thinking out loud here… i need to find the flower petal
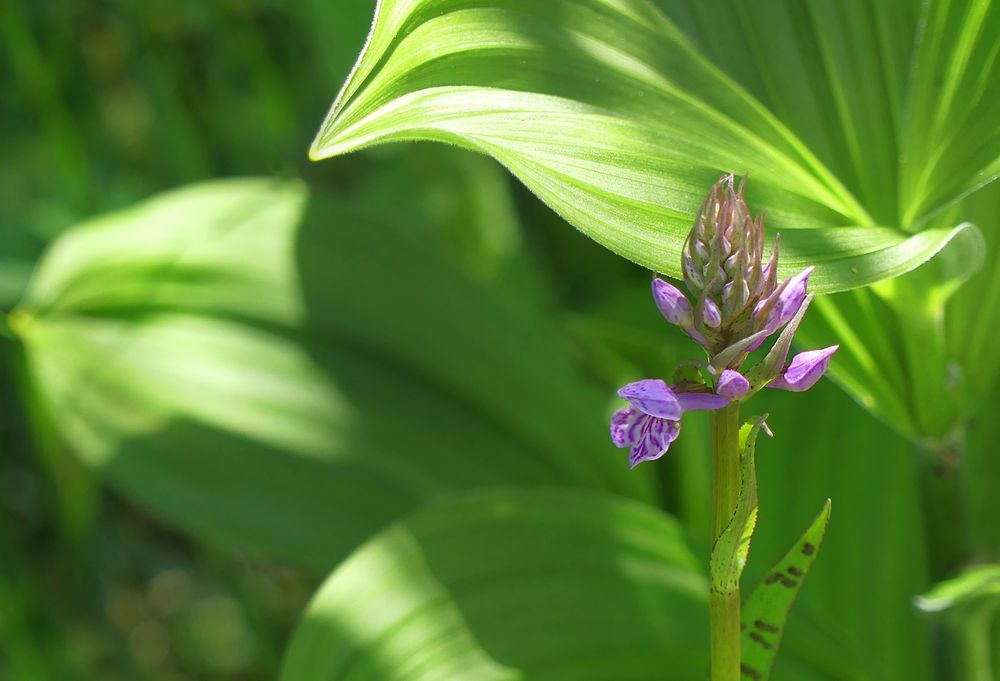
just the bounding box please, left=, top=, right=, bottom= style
left=617, top=379, right=681, bottom=419
left=701, top=297, right=722, bottom=328
left=675, top=391, right=730, bottom=412
left=717, top=369, right=750, bottom=400
left=768, top=345, right=839, bottom=392
left=651, top=277, right=692, bottom=325
left=610, top=406, right=645, bottom=448
left=629, top=416, right=680, bottom=468
left=771, top=266, right=814, bottom=328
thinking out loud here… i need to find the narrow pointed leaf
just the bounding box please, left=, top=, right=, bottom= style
left=281, top=489, right=708, bottom=681
left=710, top=415, right=765, bottom=593
left=311, top=0, right=979, bottom=292
left=740, top=499, right=831, bottom=681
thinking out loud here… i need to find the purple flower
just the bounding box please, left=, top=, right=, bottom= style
left=767, top=266, right=814, bottom=330
left=611, top=379, right=729, bottom=467
left=652, top=277, right=707, bottom=345
left=702, top=297, right=722, bottom=329
left=652, top=278, right=692, bottom=325
left=768, top=346, right=839, bottom=392
left=717, top=369, right=750, bottom=400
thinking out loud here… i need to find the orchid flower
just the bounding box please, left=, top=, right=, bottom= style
left=611, top=379, right=728, bottom=468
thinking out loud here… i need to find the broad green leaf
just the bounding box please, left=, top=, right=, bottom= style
left=310, top=0, right=981, bottom=293
left=710, top=416, right=764, bottom=594
left=281, top=488, right=708, bottom=681
left=13, top=178, right=651, bottom=568
left=665, top=0, right=1000, bottom=231
left=664, top=0, right=917, bottom=228
left=662, top=0, right=999, bottom=441
left=795, top=199, right=990, bottom=441
left=900, top=0, right=1000, bottom=226
left=740, top=500, right=830, bottom=681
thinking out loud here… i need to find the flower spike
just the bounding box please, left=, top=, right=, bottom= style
left=612, top=175, right=835, bottom=468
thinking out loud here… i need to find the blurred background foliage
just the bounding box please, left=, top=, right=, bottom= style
left=1, top=1, right=998, bottom=680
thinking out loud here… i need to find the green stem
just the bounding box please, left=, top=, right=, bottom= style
left=710, top=403, right=741, bottom=681
left=955, top=604, right=996, bottom=681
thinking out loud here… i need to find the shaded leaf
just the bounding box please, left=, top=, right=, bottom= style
left=13, top=178, right=651, bottom=568
left=281, top=488, right=708, bottom=681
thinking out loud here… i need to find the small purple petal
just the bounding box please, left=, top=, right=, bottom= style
left=771, top=266, right=814, bottom=328
left=618, top=379, right=682, bottom=419
left=675, top=391, right=730, bottom=412
left=683, top=325, right=710, bottom=347
left=629, top=416, right=681, bottom=468
left=652, top=278, right=693, bottom=325
left=768, top=345, right=839, bottom=392
left=702, top=297, right=722, bottom=328
left=610, top=407, right=645, bottom=448
left=717, top=369, right=750, bottom=400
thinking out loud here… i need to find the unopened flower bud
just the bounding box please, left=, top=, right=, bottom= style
left=651, top=278, right=693, bottom=325
left=702, top=297, right=722, bottom=329
left=717, top=369, right=750, bottom=400
left=768, top=346, right=839, bottom=392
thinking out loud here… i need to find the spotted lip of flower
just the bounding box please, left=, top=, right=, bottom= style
left=611, top=379, right=729, bottom=467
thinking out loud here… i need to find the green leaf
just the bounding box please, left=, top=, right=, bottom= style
left=310, top=0, right=980, bottom=293
left=661, top=0, right=998, bottom=441
left=947, top=182, right=1000, bottom=422
left=281, top=488, right=708, bottom=681
left=900, top=0, right=1000, bottom=227
left=740, top=500, right=831, bottom=681
left=657, top=379, right=934, bottom=680
left=663, top=0, right=916, bottom=228
left=710, top=415, right=765, bottom=594
left=917, top=564, right=1000, bottom=614
left=13, top=178, right=651, bottom=568
left=665, top=0, right=1000, bottom=231
left=795, top=209, right=989, bottom=440
left=917, top=565, right=1000, bottom=681
left=753, top=385, right=933, bottom=681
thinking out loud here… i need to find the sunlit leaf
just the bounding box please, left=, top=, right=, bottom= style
left=310, top=0, right=982, bottom=293
left=900, top=0, right=1000, bottom=226
left=662, top=0, right=999, bottom=441
left=13, top=178, right=651, bottom=568
left=281, top=488, right=709, bottom=681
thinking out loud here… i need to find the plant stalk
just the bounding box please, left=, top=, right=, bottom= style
left=710, top=402, right=741, bottom=681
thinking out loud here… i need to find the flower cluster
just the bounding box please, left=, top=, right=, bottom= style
left=611, top=175, right=838, bottom=467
